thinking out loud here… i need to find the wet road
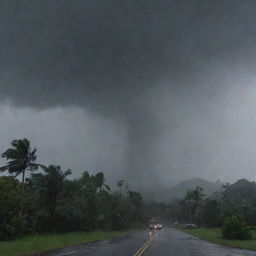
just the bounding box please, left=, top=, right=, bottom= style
left=40, top=228, right=256, bottom=256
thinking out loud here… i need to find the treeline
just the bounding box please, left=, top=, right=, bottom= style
left=0, top=139, right=145, bottom=240
left=3, top=138, right=255, bottom=241
left=156, top=184, right=254, bottom=228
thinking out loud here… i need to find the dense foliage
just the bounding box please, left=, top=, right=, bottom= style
left=222, top=215, right=252, bottom=240
left=0, top=139, right=145, bottom=240
left=0, top=176, right=22, bottom=239
left=2, top=138, right=256, bottom=241
left=151, top=181, right=256, bottom=241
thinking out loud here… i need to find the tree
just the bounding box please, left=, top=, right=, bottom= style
left=181, top=186, right=205, bottom=223
left=94, top=172, right=110, bottom=192
left=0, top=176, right=22, bottom=239
left=117, top=179, right=124, bottom=194
left=109, top=192, right=129, bottom=230
left=29, top=165, right=71, bottom=232
left=203, top=199, right=221, bottom=227
left=0, top=138, right=38, bottom=212
left=79, top=171, right=99, bottom=230
left=39, top=165, right=71, bottom=216
left=127, top=190, right=143, bottom=224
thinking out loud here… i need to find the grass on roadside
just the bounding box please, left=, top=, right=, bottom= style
left=0, top=229, right=138, bottom=256
left=180, top=227, right=256, bottom=251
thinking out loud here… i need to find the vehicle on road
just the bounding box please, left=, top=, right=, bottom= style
left=183, top=223, right=198, bottom=229
left=148, top=219, right=163, bottom=230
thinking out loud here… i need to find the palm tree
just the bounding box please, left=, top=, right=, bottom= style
left=117, top=179, right=124, bottom=194
left=94, top=172, right=110, bottom=192
left=38, top=165, right=71, bottom=217
left=30, top=165, right=71, bottom=231
left=0, top=138, right=39, bottom=211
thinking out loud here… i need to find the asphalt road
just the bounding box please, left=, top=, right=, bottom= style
left=40, top=228, right=256, bottom=256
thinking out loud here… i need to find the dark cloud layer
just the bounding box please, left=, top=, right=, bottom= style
left=2, top=0, right=256, bottom=110
left=1, top=0, right=256, bottom=187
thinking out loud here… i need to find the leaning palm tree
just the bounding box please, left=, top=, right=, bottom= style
left=0, top=138, right=39, bottom=211
left=94, top=172, right=110, bottom=192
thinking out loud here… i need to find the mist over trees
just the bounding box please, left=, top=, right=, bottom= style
left=0, top=138, right=146, bottom=240
left=157, top=179, right=256, bottom=240
left=1, top=138, right=256, bottom=241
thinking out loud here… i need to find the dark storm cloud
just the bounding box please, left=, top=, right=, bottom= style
left=1, top=0, right=256, bottom=187
left=2, top=0, right=256, bottom=110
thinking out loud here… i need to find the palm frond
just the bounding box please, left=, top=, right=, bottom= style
left=104, top=184, right=110, bottom=191
left=64, top=169, right=72, bottom=177
left=1, top=138, right=38, bottom=177
left=37, top=164, right=48, bottom=171
left=0, top=165, right=9, bottom=172
left=2, top=148, right=19, bottom=159
left=29, top=163, right=39, bottom=172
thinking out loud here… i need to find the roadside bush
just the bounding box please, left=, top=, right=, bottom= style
left=222, top=215, right=252, bottom=240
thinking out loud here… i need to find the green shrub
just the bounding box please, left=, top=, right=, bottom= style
left=222, top=215, right=252, bottom=240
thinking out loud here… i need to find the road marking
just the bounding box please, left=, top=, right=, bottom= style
left=134, top=240, right=150, bottom=256
left=134, top=232, right=156, bottom=256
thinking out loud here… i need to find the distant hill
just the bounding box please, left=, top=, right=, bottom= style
left=156, top=178, right=224, bottom=202
left=223, top=179, right=256, bottom=204
left=141, top=178, right=256, bottom=203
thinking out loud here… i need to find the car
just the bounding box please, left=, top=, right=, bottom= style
left=148, top=219, right=163, bottom=230
left=183, top=223, right=198, bottom=229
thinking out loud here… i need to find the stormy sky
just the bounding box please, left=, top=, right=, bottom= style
left=1, top=0, right=256, bottom=188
